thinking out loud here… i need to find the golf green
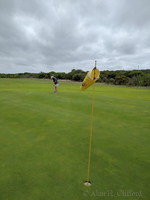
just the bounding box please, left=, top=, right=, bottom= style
left=0, top=78, right=150, bottom=200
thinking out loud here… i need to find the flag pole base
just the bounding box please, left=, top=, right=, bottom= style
left=84, top=181, right=91, bottom=186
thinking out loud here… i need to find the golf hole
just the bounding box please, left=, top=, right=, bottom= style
left=84, top=181, right=91, bottom=186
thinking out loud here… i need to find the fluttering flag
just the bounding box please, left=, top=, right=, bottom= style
left=80, top=62, right=100, bottom=91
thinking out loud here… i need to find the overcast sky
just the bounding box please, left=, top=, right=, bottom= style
left=0, top=0, right=150, bottom=73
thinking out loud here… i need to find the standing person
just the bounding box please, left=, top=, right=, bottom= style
left=51, top=76, right=59, bottom=93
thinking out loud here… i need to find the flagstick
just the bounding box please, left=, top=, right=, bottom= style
left=84, top=61, right=97, bottom=186
left=86, top=81, right=95, bottom=186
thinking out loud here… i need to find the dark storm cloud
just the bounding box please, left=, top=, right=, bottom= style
left=0, top=0, right=150, bottom=73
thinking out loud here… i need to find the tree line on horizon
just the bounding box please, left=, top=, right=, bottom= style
left=0, top=69, right=150, bottom=86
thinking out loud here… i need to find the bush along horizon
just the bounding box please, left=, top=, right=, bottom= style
left=0, top=69, right=150, bottom=86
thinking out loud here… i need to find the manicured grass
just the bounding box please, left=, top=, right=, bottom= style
left=0, top=78, right=150, bottom=200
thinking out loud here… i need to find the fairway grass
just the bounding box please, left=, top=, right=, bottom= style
left=0, top=78, right=150, bottom=200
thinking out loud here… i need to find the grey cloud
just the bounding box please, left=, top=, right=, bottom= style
left=0, top=0, right=150, bottom=73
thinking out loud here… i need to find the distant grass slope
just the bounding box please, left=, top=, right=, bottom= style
left=0, top=78, right=150, bottom=200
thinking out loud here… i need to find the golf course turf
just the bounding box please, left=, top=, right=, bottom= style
left=0, top=78, right=150, bottom=200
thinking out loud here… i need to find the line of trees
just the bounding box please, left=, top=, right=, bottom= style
left=0, top=69, right=150, bottom=86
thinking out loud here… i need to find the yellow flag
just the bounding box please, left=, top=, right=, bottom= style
left=80, top=67, right=100, bottom=91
